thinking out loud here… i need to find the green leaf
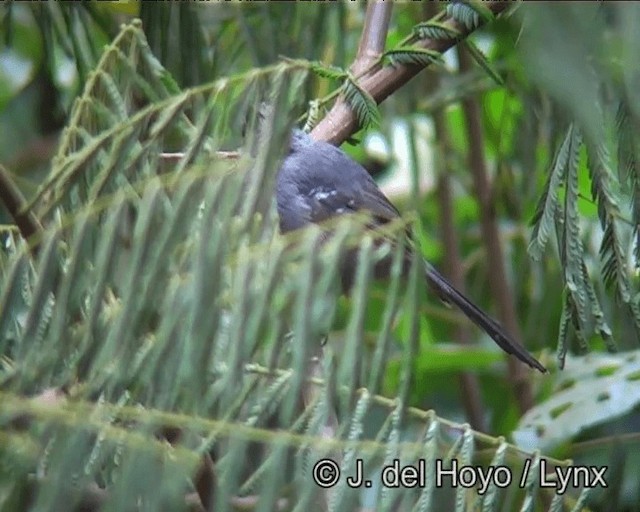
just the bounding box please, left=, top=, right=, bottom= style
left=529, top=126, right=573, bottom=260
left=412, top=21, right=461, bottom=41
left=446, top=2, right=493, bottom=31
left=342, top=77, right=380, bottom=130
left=310, top=61, right=348, bottom=81
left=385, top=46, right=444, bottom=67
left=515, top=352, right=640, bottom=452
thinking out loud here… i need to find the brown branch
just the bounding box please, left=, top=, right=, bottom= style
left=456, top=45, right=534, bottom=414
left=422, top=0, right=487, bottom=432
left=351, top=1, right=394, bottom=77
left=434, top=127, right=487, bottom=432
left=193, top=452, right=215, bottom=511
left=6, top=133, right=59, bottom=175
left=0, top=164, right=44, bottom=256
left=311, top=2, right=512, bottom=144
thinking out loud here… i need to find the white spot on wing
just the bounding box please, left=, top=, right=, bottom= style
left=309, top=187, right=337, bottom=201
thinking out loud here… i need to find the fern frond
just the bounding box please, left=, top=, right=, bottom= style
left=529, top=126, right=573, bottom=260
left=310, top=61, right=348, bottom=81
left=0, top=20, right=581, bottom=512
left=446, top=2, right=492, bottom=31
left=412, top=21, right=461, bottom=41
left=588, top=142, right=640, bottom=340
left=616, top=102, right=640, bottom=264
left=385, top=47, right=444, bottom=67
left=561, top=127, right=595, bottom=337
left=342, top=78, right=381, bottom=130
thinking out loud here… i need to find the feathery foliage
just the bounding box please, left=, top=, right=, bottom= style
left=0, top=19, right=582, bottom=512
left=9, top=1, right=640, bottom=509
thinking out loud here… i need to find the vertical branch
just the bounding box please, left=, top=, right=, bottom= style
left=315, top=2, right=393, bottom=141
left=456, top=45, right=534, bottom=413
left=423, top=0, right=486, bottom=432
left=434, top=116, right=487, bottom=431
left=351, top=1, right=393, bottom=77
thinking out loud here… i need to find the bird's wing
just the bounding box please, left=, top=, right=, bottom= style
left=305, top=188, right=360, bottom=224
left=305, top=179, right=400, bottom=223
left=359, top=182, right=402, bottom=223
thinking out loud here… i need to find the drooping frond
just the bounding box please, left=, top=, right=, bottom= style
left=342, top=77, right=381, bottom=130
left=530, top=125, right=623, bottom=363
left=528, top=126, right=574, bottom=261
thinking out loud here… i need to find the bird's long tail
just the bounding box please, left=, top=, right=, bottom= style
left=423, top=261, right=547, bottom=373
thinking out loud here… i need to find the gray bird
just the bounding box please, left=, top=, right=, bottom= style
left=276, top=130, right=546, bottom=373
